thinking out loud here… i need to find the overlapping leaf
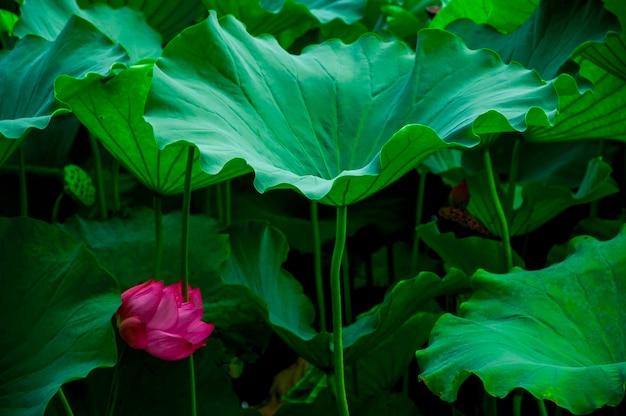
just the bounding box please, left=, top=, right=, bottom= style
left=466, top=157, right=618, bottom=236
left=15, top=0, right=161, bottom=63
left=77, top=0, right=206, bottom=43
left=0, top=217, right=120, bottom=416
left=431, top=0, right=538, bottom=33
left=446, top=0, right=619, bottom=84
left=0, top=16, right=127, bottom=143
left=218, top=220, right=470, bottom=370
left=55, top=66, right=246, bottom=194
left=416, top=227, right=626, bottom=415
left=145, top=13, right=557, bottom=206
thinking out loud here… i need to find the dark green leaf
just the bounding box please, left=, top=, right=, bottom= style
left=431, top=0, right=538, bottom=33
left=0, top=217, right=120, bottom=416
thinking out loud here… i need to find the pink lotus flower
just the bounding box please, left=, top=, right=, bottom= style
left=116, top=279, right=215, bottom=361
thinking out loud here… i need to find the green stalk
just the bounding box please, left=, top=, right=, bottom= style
left=310, top=201, right=327, bottom=332
left=483, top=393, right=498, bottom=416
left=512, top=390, right=523, bottom=416
left=181, top=146, right=197, bottom=416
left=18, top=146, right=27, bottom=216
left=484, top=149, right=512, bottom=271
left=88, top=133, right=107, bottom=220
left=224, top=180, right=231, bottom=226
left=58, top=387, right=75, bottom=416
left=106, top=344, right=126, bottom=416
left=536, top=399, right=548, bottom=416
left=341, top=248, right=352, bottom=325
left=154, top=194, right=164, bottom=281
left=216, top=182, right=224, bottom=225
left=52, top=193, right=63, bottom=224
left=505, top=138, right=521, bottom=222
left=410, top=170, right=427, bottom=275
left=111, top=158, right=121, bottom=213
left=590, top=139, right=606, bottom=219
left=331, top=205, right=349, bottom=416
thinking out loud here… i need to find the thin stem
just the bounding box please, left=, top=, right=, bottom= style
left=331, top=205, right=349, bottom=416
left=181, top=146, right=197, bottom=416
left=18, top=146, right=27, bottom=216
left=181, top=147, right=194, bottom=300
left=88, top=133, right=107, bottom=220
left=536, top=398, right=548, bottom=416
left=154, top=194, right=164, bottom=281
left=410, top=170, right=427, bottom=275
left=341, top=247, right=352, bottom=325
left=52, top=193, right=63, bottom=224
left=484, top=149, right=513, bottom=271
left=505, top=138, right=521, bottom=222
left=224, top=180, right=231, bottom=226
left=189, top=355, right=197, bottom=416
left=310, top=201, right=327, bottom=332
left=106, top=344, right=127, bottom=416
left=512, top=390, right=523, bottom=416
left=58, top=387, right=75, bottom=416
left=590, top=139, right=606, bottom=219
left=216, top=182, right=224, bottom=225
left=111, top=158, right=120, bottom=213
left=483, top=393, right=498, bottom=416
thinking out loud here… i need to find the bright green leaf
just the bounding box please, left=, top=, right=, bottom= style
left=416, top=227, right=626, bottom=415
left=0, top=9, right=18, bottom=34
left=0, top=16, right=128, bottom=142
left=431, top=0, right=538, bottom=33
left=0, top=217, right=120, bottom=416
left=55, top=65, right=247, bottom=194
left=15, top=0, right=161, bottom=63
left=145, top=13, right=557, bottom=206
left=77, top=0, right=206, bottom=43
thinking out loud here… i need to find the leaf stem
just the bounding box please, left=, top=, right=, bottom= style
left=88, top=133, right=107, bottom=220
left=512, top=390, right=523, bottom=416
left=536, top=398, right=548, bottom=416
left=111, top=158, right=120, bottom=213
left=181, top=146, right=197, bottom=416
left=311, top=201, right=327, bottom=332
left=154, top=193, right=163, bottom=281
left=411, top=170, right=427, bottom=275
left=52, top=193, right=63, bottom=224
left=224, top=180, right=231, bottom=226
left=18, top=146, right=27, bottom=216
left=58, top=386, right=75, bottom=416
left=505, top=138, right=521, bottom=222
left=106, top=344, right=126, bottom=416
left=341, top=248, right=352, bottom=325
left=484, top=149, right=512, bottom=271
left=331, top=205, right=349, bottom=416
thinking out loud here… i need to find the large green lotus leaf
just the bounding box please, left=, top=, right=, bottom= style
left=57, top=207, right=229, bottom=291
left=76, top=0, right=206, bottom=43
left=0, top=217, right=120, bottom=416
left=417, top=221, right=524, bottom=274
left=145, top=13, right=557, bottom=206
left=342, top=268, right=470, bottom=365
left=55, top=65, right=247, bottom=194
left=416, top=227, right=626, bottom=415
left=0, top=135, right=24, bottom=167
left=0, top=16, right=128, bottom=143
left=218, top=220, right=333, bottom=370
left=466, top=157, right=618, bottom=237
left=15, top=0, right=161, bottom=63
left=446, top=0, right=619, bottom=84
left=431, top=0, right=538, bottom=33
